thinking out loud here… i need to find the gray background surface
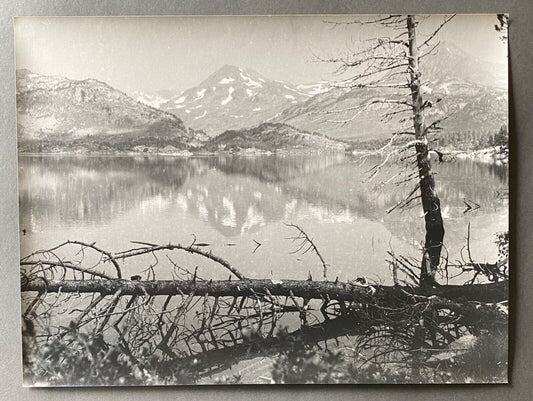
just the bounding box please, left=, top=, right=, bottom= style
left=1, top=1, right=531, bottom=400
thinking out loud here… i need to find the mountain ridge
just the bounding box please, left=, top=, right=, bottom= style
left=202, top=122, right=346, bottom=153
left=16, top=70, right=344, bottom=154
left=16, top=69, right=206, bottom=153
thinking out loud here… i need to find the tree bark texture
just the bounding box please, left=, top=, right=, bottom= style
left=21, top=278, right=508, bottom=304
left=407, top=15, right=445, bottom=284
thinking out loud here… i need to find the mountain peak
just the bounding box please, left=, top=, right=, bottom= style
left=160, top=65, right=315, bottom=136
left=217, top=64, right=242, bottom=74
left=200, top=65, right=267, bottom=87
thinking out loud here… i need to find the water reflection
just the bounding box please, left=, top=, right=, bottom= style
left=206, top=153, right=347, bottom=183
left=18, top=155, right=208, bottom=230
left=19, top=154, right=508, bottom=267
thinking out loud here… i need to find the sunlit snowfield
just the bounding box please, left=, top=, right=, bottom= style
left=19, top=153, right=508, bottom=285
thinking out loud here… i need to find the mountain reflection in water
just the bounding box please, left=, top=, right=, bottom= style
left=18, top=153, right=508, bottom=283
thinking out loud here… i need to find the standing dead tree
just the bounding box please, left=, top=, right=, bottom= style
left=322, top=15, right=455, bottom=286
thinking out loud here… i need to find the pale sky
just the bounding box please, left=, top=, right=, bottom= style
left=14, top=15, right=507, bottom=95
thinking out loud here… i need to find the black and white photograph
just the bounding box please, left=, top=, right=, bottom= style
left=16, top=14, right=509, bottom=386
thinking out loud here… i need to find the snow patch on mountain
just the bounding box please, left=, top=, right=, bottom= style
left=194, top=89, right=207, bottom=101
left=195, top=110, right=207, bottom=119
left=133, top=93, right=166, bottom=108
left=221, top=87, right=235, bottom=105
left=296, top=82, right=331, bottom=96
left=240, top=72, right=263, bottom=88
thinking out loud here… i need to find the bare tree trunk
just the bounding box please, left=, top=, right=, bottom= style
left=21, top=278, right=508, bottom=304
left=407, top=15, right=445, bottom=286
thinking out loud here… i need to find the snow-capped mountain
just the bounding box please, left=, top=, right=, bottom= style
left=160, top=65, right=323, bottom=137
left=132, top=89, right=182, bottom=109
left=16, top=69, right=203, bottom=152
left=274, top=43, right=508, bottom=140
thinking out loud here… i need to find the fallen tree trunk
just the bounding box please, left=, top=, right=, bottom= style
left=21, top=278, right=508, bottom=304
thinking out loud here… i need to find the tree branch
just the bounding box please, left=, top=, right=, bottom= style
left=417, top=15, right=456, bottom=51
left=117, top=242, right=246, bottom=280
left=285, top=223, right=329, bottom=279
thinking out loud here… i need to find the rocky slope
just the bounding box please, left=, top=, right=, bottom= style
left=275, top=83, right=507, bottom=141
left=16, top=69, right=204, bottom=152
left=203, top=122, right=346, bottom=153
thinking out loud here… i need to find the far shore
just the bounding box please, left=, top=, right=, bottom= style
left=351, top=145, right=508, bottom=165
left=17, top=147, right=346, bottom=158
left=17, top=145, right=508, bottom=165
left=449, top=147, right=508, bottom=165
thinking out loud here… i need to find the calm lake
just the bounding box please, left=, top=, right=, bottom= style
left=18, top=153, right=508, bottom=284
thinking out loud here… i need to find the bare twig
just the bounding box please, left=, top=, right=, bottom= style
left=285, top=223, right=329, bottom=279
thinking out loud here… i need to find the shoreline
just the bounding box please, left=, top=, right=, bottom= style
left=17, top=145, right=509, bottom=165
left=17, top=148, right=347, bottom=158
left=351, top=145, right=508, bottom=165
left=449, top=146, right=508, bottom=165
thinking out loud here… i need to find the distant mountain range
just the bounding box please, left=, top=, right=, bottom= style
left=155, top=42, right=507, bottom=141
left=275, top=82, right=507, bottom=141
left=422, top=42, right=507, bottom=89
left=15, top=42, right=507, bottom=153
left=16, top=69, right=338, bottom=154
left=275, top=42, right=507, bottom=140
